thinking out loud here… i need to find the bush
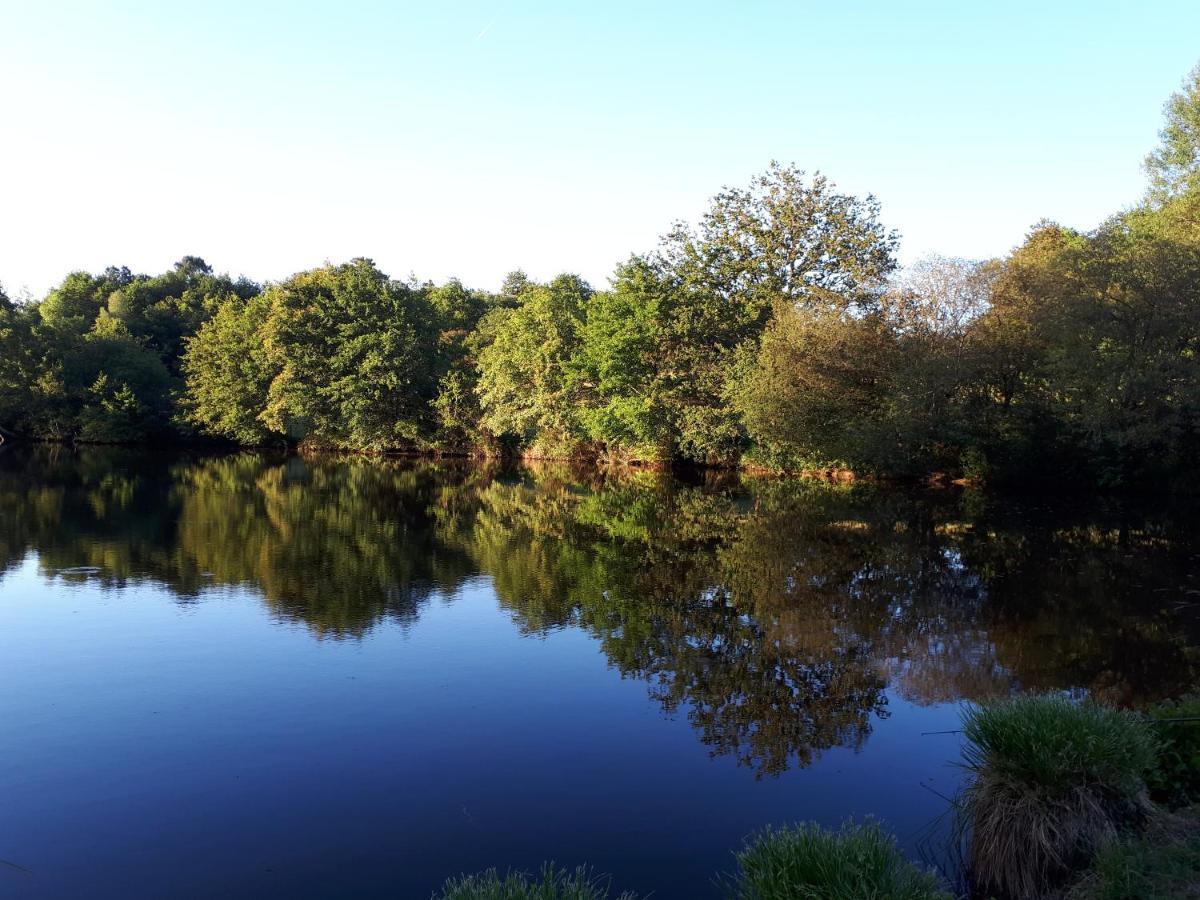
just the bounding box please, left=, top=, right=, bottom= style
left=1147, top=695, right=1200, bottom=810
left=727, top=820, right=951, bottom=900
left=1067, top=809, right=1200, bottom=900
left=433, top=864, right=638, bottom=900
left=960, top=695, right=1158, bottom=898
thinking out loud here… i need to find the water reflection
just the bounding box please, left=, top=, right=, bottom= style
left=1, top=446, right=1197, bottom=777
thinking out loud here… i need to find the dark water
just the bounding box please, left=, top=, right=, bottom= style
left=1, top=448, right=1197, bottom=899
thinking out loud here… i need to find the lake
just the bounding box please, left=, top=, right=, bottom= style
left=1, top=447, right=1197, bottom=898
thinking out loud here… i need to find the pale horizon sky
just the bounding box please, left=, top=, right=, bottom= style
left=2, top=1, right=1198, bottom=298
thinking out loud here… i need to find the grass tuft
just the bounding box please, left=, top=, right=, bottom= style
left=960, top=694, right=1157, bottom=898
left=727, top=819, right=951, bottom=900
left=432, top=863, right=639, bottom=900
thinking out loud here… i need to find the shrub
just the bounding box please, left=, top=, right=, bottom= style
left=433, top=864, right=638, bottom=900
left=1066, top=808, right=1200, bottom=900
left=727, top=820, right=951, bottom=900
left=1146, top=695, right=1200, bottom=809
left=960, top=695, right=1157, bottom=898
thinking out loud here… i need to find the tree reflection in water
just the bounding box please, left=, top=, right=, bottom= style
left=1, top=447, right=1196, bottom=776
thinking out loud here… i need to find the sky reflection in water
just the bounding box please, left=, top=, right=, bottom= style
left=0, top=447, right=1197, bottom=898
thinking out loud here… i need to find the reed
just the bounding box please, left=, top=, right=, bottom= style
left=433, top=864, right=638, bottom=900
left=960, top=694, right=1157, bottom=898
left=727, top=820, right=950, bottom=900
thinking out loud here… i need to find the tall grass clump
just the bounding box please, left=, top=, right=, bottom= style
left=433, top=863, right=639, bottom=900
left=960, top=694, right=1157, bottom=898
left=727, top=820, right=951, bottom=900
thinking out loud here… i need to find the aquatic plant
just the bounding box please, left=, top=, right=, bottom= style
left=960, top=694, right=1157, bottom=898
left=432, top=863, right=639, bottom=900
left=726, top=820, right=951, bottom=900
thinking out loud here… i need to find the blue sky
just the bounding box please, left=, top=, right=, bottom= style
left=1, top=1, right=1197, bottom=296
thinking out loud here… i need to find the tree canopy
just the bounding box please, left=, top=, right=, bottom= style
left=3, top=62, right=1200, bottom=487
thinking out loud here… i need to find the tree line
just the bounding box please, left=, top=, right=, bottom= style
left=2, top=64, right=1199, bottom=486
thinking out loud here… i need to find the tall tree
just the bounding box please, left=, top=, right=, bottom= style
left=651, top=163, right=899, bottom=462
left=427, top=279, right=494, bottom=451
left=261, top=259, right=440, bottom=450
left=661, top=161, right=899, bottom=316
left=0, top=287, right=40, bottom=435
left=573, top=258, right=673, bottom=459
left=182, top=293, right=278, bottom=445
left=1146, top=63, right=1200, bottom=203
left=475, top=274, right=592, bottom=453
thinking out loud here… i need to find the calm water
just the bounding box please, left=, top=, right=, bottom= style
left=1, top=448, right=1198, bottom=899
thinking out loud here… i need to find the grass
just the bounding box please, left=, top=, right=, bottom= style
left=432, top=864, right=639, bottom=900
left=726, top=820, right=951, bottom=900
left=1146, top=695, right=1200, bottom=810
left=1067, top=808, right=1200, bottom=899
left=959, top=694, right=1158, bottom=898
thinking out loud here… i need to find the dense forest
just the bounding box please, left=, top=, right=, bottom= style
left=2, top=65, right=1199, bottom=486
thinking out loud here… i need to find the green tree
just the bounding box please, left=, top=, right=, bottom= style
left=652, top=162, right=899, bottom=462
left=427, top=279, right=494, bottom=451
left=38, top=270, right=117, bottom=336
left=475, top=273, right=592, bottom=454
left=105, top=257, right=258, bottom=376
left=261, top=259, right=440, bottom=449
left=182, top=293, right=278, bottom=445
left=971, top=212, right=1200, bottom=484
left=65, top=316, right=175, bottom=441
left=662, top=161, right=898, bottom=315
left=574, top=258, right=673, bottom=459
left=1146, top=63, right=1200, bottom=203
left=0, top=287, right=41, bottom=434
left=733, top=304, right=897, bottom=471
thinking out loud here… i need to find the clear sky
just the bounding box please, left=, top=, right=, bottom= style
left=2, top=1, right=1198, bottom=298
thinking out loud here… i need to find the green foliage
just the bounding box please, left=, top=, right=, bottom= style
left=650, top=162, right=898, bottom=463
left=428, top=278, right=501, bottom=451
left=0, top=289, right=41, bottom=432
left=261, top=259, right=440, bottom=449
left=433, top=864, right=638, bottom=900
left=1067, top=810, right=1200, bottom=900
left=962, top=695, right=1158, bottom=796
left=960, top=695, right=1158, bottom=898
left=475, top=274, right=592, bottom=453
left=573, top=259, right=671, bottom=458
left=662, top=161, right=898, bottom=315
left=103, top=257, right=256, bottom=376
left=78, top=374, right=151, bottom=443
left=66, top=318, right=174, bottom=441
left=17, top=259, right=255, bottom=443
left=8, top=61, right=1200, bottom=473
left=38, top=270, right=119, bottom=336
left=1147, top=695, right=1200, bottom=809
left=1146, top=62, right=1200, bottom=203
left=727, top=820, right=950, bottom=900
left=182, top=294, right=277, bottom=444
left=974, top=212, right=1200, bottom=485
left=732, top=305, right=895, bottom=472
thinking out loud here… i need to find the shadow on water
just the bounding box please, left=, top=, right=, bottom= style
left=1, top=445, right=1197, bottom=781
